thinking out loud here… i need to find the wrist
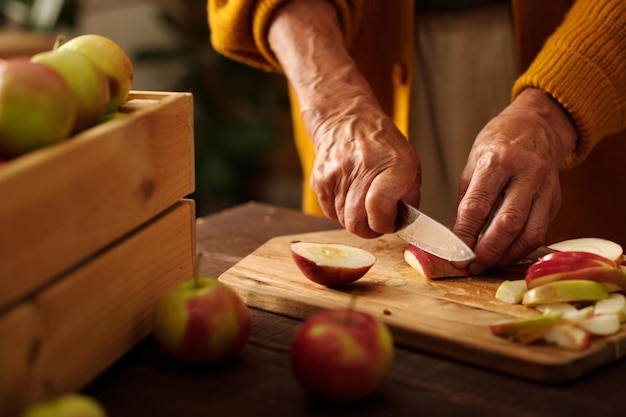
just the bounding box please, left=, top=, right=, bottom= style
left=516, top=88, right=578, bottom=164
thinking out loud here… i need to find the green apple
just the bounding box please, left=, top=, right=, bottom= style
left=0, top=60, right=76, bottom=158
left=31, top=49, right=110, bottom=133
left=21, top=393, right=106, bottom=417
left=404, top=244, right=468, bottom=278
left=290, top=307, right=394, bottom=401
left=290, top=241, right=376, bottom=286
left=152, top=275, right=250, bottom=364
left=522, top=280, right=609, bottom=307
left=57, top=34, right=133, bottom=113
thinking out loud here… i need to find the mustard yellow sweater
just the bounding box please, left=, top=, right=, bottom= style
left=208, top=0, right=626, bottom=215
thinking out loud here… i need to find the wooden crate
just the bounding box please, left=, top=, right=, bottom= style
left=0, top=91, right=197, bottom=415
left=0, top=91, right=195, bottom=311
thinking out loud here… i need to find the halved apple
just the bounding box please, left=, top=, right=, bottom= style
left=547, top=237, right=623, bottom=264
left=289, top=241, right=376, bottom=287
left=403, top=245, right=468, bottom=279
left=522, top=280, right=609, bottom=307
left=489, top=313, right=561, bottom=345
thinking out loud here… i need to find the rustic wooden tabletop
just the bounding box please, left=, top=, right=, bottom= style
left=84, top=201, right=626, bottom=417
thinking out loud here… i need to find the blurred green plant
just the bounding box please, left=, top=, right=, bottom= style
left=138, top=0, right=292, bottom=216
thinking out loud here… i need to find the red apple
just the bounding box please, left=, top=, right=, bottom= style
left=403, top=244, right=468, bottom=278
left=289, top=241, right=376, bottom=286
left=21, top=393, right=106, bottom=417
left=0, top=60, right=76, bottom=158
left=152, top=276, right=250, bottom=365
left=290, top=308, right=394, bottom=401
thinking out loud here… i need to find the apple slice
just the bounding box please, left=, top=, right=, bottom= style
left=290, top=241, right=376, bottom=286
left=547, top=237, right=623, bottom=264
left=577, top=314, right=621, bottom=336
left=403, top=245, right=468, bottom=279
left=522, top=280, right=609, bottom=307
left=526, top=265, right=626, bottom=292
left=489, top=313, right=561, bottom=345
left=495, top=280, right=528, bottom=304
left=594, top=293, right=626, bottom=322
left=543, top=322, right=590, bottom=350
left=526, top=251, right=617, bottom=280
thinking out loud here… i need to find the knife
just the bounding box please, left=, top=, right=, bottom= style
left=394, top=202, right=476, bottom=263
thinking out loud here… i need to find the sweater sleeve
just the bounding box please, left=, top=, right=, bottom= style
left=207, top=0, right=364, bottom=73
left=511, top=0, right=626, bottom=168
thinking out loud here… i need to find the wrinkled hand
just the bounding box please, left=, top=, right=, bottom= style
left=303, top=94, right=421, bottom=238
left=451, top=88, right=578, bottom=273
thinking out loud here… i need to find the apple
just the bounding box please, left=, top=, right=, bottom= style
left=152, top=274, right=250, bottom=365
left=527, top=250, right=617, bottom=278
left=494, top=279, right=528, bottom=304
left=403, top=244, right=468, bottom=278
left=526, top=265, right=626, bottom=292
left=543, top=322, right=590, bottom=350
left=57, top=34, right=133, bottom=113
left=21, top=393, right=106, bottom=417
left=489, top=313, right=562, bottom=345
left=522, top=280, right=609, bottom=307
left=290, top=307, right=394, bottom=401
left=594, top=293, right=626, bottom=322
left=577, top=314, right=621, bottom=336
left=289, top=241, right=376, bottom=286
left=547, top=237, right=623, bottom=264
left=0, top=60, right=76, bottom=158
left=31, top=49, right=110, bottom=133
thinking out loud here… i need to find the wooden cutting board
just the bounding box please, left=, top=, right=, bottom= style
left=218, top=229, right=626, bottom=383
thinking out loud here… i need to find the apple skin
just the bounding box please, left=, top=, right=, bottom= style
left=289, top=242, right=376, bottom=287
left=0, top=60, right=76, bottom=158
left=290, top=308, right=394, bottom=401
left=21, top=393, right=106, bottom=417
left=57, top=34, right=133, bottom=113
left=403, top=244, right=468, bottom=278
left=31, top=49, right=110, bottom=133
left=522, top=280, right=609, bottom=307
left=152, top=277, right=250, bottom=365
left=526, top=265, right=626, bottom=292
left=489, top=313, right=561, bottom=345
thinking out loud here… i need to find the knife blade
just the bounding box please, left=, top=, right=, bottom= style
left=394, top=202, right=476, bottom=263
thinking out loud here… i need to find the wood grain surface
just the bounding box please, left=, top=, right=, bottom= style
left=219, top=228, right=626, bottom=383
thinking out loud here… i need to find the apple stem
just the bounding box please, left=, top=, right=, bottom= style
left=53, top=35, right=66, bottom=50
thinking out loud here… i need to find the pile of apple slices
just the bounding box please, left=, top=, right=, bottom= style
left=491, top=238, right=626, bottom=350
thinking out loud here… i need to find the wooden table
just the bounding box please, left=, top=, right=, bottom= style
left=84, top=201, right=626, bottom=417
